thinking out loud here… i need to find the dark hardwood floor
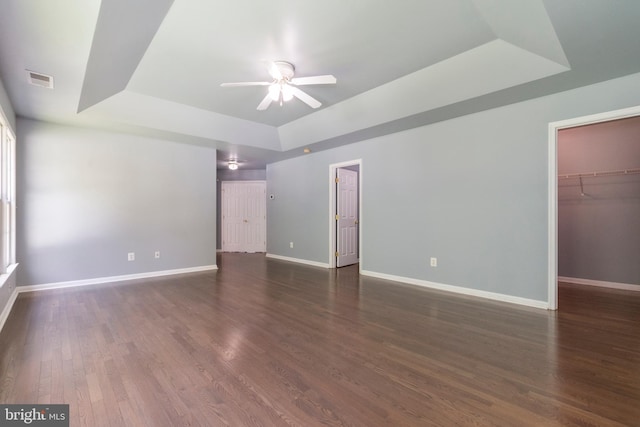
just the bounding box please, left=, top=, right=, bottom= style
left=1, top=253, right=639, bottom=426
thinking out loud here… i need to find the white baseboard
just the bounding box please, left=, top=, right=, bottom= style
left=0, top=287, right=18, bottom=335
left=558, top=276, right=640, bottom=291
left=265, top=253, right=330, bottom=269
left=263, top=256, right=548, bottom=309
left=361, top=270, right=549, bottom=310
left=17, top=265, right=218, bottom=294
left=0, top=265, right=217, bottom=335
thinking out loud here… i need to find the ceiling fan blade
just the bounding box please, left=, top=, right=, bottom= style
left=268, top=62, right=283, bottom=80
left=290, top=86, right=321, bottom=109
left=257, top=93, right=273, bottom=110
left=290, top=75, right=336, bottom=85
left=220, top=82, right=270, bottom=87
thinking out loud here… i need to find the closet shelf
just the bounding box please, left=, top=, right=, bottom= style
left=558, top=168, right=640, bottom=180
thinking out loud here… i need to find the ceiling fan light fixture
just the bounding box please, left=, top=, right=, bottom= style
left=228, top=160, right=239, bottom=170
left=268, top=84, right=280, bottom=101
left=281, top=84, right=294, bottom=101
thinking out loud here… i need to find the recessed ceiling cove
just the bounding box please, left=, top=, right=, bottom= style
left=77, top=0, right=569, bottom=152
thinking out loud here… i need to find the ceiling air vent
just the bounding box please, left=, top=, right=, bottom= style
left=26, top=70, right=54, bottom=89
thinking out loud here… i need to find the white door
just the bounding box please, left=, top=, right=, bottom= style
left=336, top=168, right=358, bottom=267
left=221, top=181, right=266, bottom=253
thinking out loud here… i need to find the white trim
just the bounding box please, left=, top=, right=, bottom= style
left=265, top=253, right=330, bottom=269
left=559, top=276, right=640, bottom=292
left=0, top=262, right=18, bottom=289
left=0, top=263, right=19, bottom=334
left=17, top=265, right=218, bottom=293
left=548, top=104, right=640, bottom=311
left=0, top=286, right=18, bottom=334
left=547, top=123, right=558, bottom=310
left=361, top=270, right=549, bottom=310
left=328, top=159, right=363, bottom=270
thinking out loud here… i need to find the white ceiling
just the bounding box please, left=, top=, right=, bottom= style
left=1, top=0, right=640, bottom=169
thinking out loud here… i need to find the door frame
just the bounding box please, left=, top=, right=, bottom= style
left=329, top=159, right=362, bottom=269
left=547, top=104, right=640, bottom=310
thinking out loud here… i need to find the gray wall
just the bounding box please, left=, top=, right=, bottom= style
left=17, top=119, right=217, bottom=286
left=267, top=71, right=640, bottom=304
left=216, top=168, right=266, bottom=249
left=558, top=118, right=640, bottom=286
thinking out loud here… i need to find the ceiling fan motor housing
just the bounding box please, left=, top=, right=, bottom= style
left=273, top=61, right=295, bottom=81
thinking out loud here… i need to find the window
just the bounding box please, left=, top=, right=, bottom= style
left=0, top=113, right=16, bottom=272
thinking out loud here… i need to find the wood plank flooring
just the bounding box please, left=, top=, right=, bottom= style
left=1, top=253, right=639, bottom=426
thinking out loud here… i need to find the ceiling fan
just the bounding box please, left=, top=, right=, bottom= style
left=220, top=61, right=336, bottom=110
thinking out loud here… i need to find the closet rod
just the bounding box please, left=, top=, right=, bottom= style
left=558, top=167, right=640, bottom=180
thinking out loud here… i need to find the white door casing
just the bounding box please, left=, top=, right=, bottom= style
left=336, top=168, right=358, bottom=267
left=221, top=181, right=266, bottom=253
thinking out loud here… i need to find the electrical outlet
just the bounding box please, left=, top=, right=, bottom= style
left=154, top=251, right=160, bottom=259
left=289, top=242, right=294, bottom=248
left=128, top=252, right=135, bottom=261
left=430, top=257, right=437, bottom=267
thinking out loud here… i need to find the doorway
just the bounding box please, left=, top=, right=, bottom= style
left=548, top=105, right=640, bottom=309
left=329, top=160, right=362, bottom=269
